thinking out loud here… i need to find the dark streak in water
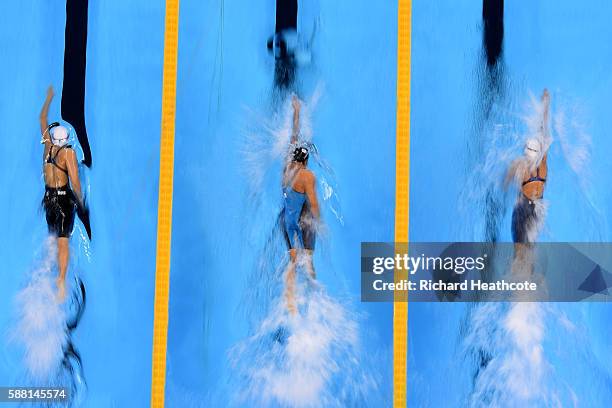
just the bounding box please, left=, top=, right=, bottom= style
left=276, top=0, right=298, bottom=33
left=482, top=0, right=504, bottom=68
left=274, top=58, right=297, bottom=93
left=475, top=0, right=506, bottom=243
left=465, top=0, right=508, bottom=390
left=270, top=0, right=299, bottom=95
left=62, top=278, right=87, bottom=406
left=62, top=0, right=92, bottom=167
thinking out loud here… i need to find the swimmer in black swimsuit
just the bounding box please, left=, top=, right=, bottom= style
left=505, top=89, right=550, bottom=244
left=40, top=86, right=85, bottom=301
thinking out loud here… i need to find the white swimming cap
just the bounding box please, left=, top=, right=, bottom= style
left=524, top=138, right=541, bottom=160
left=51, top=126, right=69, bottom=146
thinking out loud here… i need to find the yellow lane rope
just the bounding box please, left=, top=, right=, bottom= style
left=150, top=0, right=180, bottom=406
left=394, top=0, right=411, bottom=406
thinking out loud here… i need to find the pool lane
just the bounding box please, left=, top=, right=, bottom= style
left=166, top=0, right=397, bottom=406
left=0, top=1, right=166, bottom=406
left=409, top=0, right=612, bottom=406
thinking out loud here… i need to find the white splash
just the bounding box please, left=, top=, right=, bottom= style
left=241, top=86, right=344, bottom=225
left=459, top=89, right=600, bottom=241
left=230, top=271, right=380, bottom=408
left=10, top=237, right=68, bottom=381
left=501, top=303, right=546, bottom=399
left=554, top=108, right=590, bottom=177
left=466, top=302, right=551, bottom=407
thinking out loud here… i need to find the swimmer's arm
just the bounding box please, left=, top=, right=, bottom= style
left=291, top=95, right=301, bottom=144
left=40, top=86, right=54, bottom=144
left=538, top=90, right=550, bottom=173
left=66, top=149, right=83, bottom=205
left=540, top=154, right=548, bottom=179
left=542, top=89, right=550, bottom=119
left=283, top=96, right=301, bottom=173
left=541, top=89, right=551, bottom=138
left=304, top=172, right=320, bottom=219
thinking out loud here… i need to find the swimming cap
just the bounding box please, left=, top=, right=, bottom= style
left=51, top=125, right=69, bottom=147
left=524, top=138, right=541, bottom=160
left=293, top=146, right=309, bottom=163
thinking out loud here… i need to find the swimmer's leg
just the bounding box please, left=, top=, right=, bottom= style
left=56, top=237, right=69, bottom=301
left=511, top=199, right=528, bottom=261
left=301, top=218, right=316, bottom=281
left=511, top=198, right=537, bottom=265
left=284, top=249, right=298, bottom=315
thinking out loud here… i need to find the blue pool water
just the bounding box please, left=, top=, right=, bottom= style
left=0, top=1, right=165, bottom=406
left=410, top=1, right=612, bottom=406
left=166, top=0, right=397, bottom=406
left=5, top=2, right=607, bottom=407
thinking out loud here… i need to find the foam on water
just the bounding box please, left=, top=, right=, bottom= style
left=465, top=300, right=612, bottom=407
left=466, top=303, right=551, bottom=407
left=10, top=237, right=68, bottom=381
left=552, top=96, right=606, bottom=241
left=230, top=264, right=383, bottom=407
left=7, top=236, right=87, bottom=406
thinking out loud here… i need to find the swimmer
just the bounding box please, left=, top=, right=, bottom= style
left=282, top=96, right=320, bottom=315
left=39, top=86, right=86, bottom=301
left=505, top=89, right=550, bottom=244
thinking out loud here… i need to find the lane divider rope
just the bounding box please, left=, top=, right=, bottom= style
left=151, top=0, right=180, bottom=406
left=394, top=0, right=411, bottom=406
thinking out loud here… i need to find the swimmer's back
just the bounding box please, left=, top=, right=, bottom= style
left=43, top=144, right=73, bottom=188
left=520, top=155, right=547, bottom=200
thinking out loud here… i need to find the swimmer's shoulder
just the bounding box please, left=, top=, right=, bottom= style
left=300, top=168, right=315, bottom=183
left=61, top=145, right=76, bottom=157
left=57, top=146, right=77, bottom=167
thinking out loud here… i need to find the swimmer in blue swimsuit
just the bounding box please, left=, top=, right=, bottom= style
left=40, top=86, right=86, bottom=301
left=282, top=96, right=320, bottom=315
